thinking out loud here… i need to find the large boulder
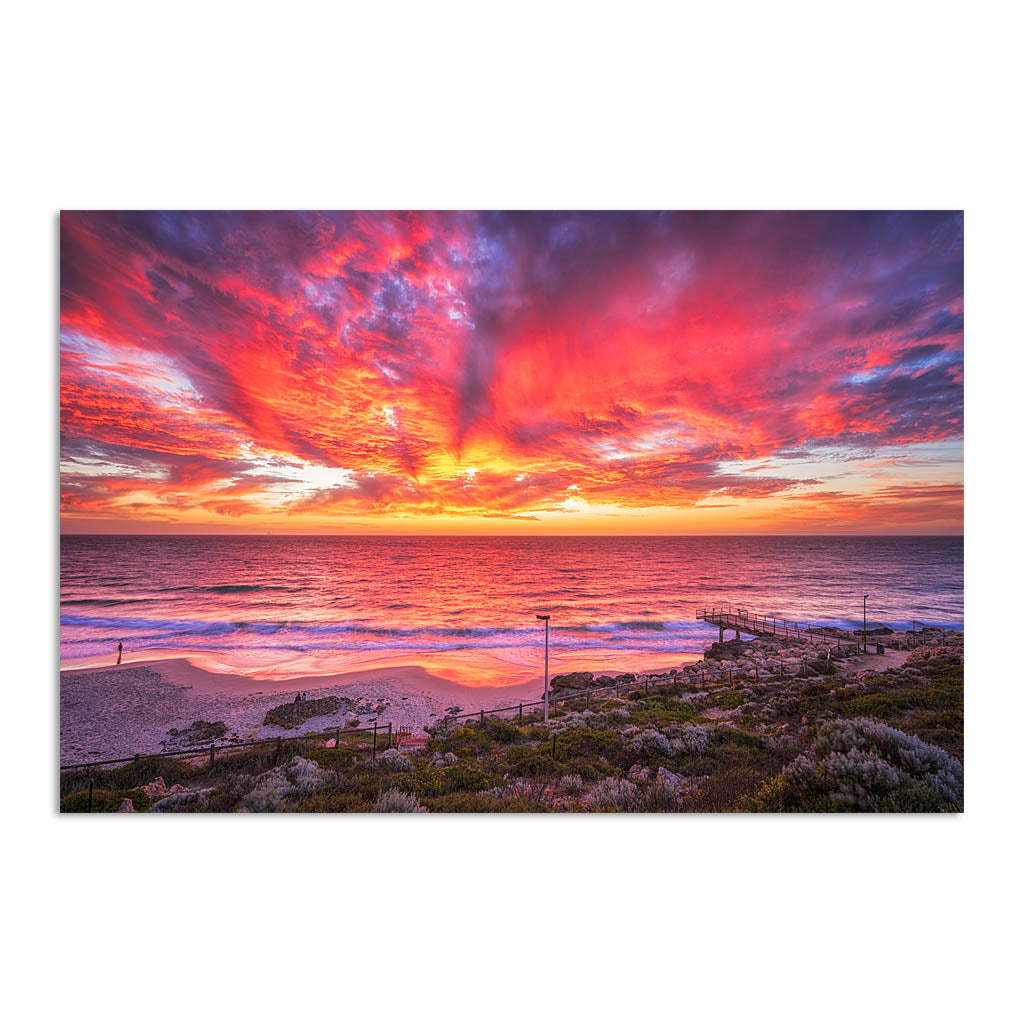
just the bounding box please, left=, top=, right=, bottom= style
left=704, top=640, right=749, bottom=662
left=263, top=696, right=343, bottom=728
left=550, top=671, right=594, bottom=692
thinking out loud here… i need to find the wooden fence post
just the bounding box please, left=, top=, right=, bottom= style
left=480, top=709, right=484, bottom=725
left=518, top=703, right=523, bottom=722
left=209, top=743, right=215, bottom=768
left=334, top=727, right=340, bottom=749
left=373, top=722, right=378, bottom=760
left=387, top=722, right=392, bottom=749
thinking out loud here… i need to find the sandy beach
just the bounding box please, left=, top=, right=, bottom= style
left=59, top=657, right=545, bottom=764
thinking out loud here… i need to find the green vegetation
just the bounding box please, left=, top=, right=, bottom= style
left=61, top=651, right=964, bottom=813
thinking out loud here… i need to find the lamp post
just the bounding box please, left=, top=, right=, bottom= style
left=536, top=614, right=550, bottom=723
left=863, top=595, right=868, bottom=654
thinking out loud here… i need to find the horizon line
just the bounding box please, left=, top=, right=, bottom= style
left=59, top=531, right=965, bottom=539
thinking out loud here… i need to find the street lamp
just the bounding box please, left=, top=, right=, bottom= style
left=536, top=614, right=550, bottom=722
left=863, top=595, right=868, bottom=654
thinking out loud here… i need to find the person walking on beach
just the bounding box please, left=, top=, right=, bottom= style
left=116, top=641, right=123, bottom=666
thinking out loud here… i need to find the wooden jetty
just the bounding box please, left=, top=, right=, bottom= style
left=696, top=606, right=862, bottom=651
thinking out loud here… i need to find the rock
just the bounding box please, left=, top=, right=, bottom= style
left=117, top=798, right=135, bottom=812
left=163, top=720, right=228, bottom=747
left=148, top=788, right=216, bottom=812
left=142, top=777, right=167, bottom=800
left=550, top=671, right=594, bottom=692
left=627, top=764, right=652, bottom=782
left=379, top=749, right=414, bottom=772
left=262, top=696, right=343, bottom=729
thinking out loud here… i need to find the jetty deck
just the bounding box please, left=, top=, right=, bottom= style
left=696, top=606, right=862, bottom=650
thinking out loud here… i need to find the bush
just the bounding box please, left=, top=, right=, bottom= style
left=641, top=780, right=683, bottom=812
left=554, top=728, right=621, bottom=760
left=422, top=793, right=549, bottom=813
left=484, top=719, right=523, bottom=744
left=560, top=774, right=586, bottom=795
left=755, top=718, right=963, bottom=812
left=439, top=765, right=493, bottom=793
left=374, top=789, right=428, bottom=812
left=630, top=726, right=710, bottom=758
left=584, top=777, right=641, bottom=811
left=505, top=745, right=558, bottom=778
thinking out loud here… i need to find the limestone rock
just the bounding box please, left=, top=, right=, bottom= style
left=263, top=697, right=343, bottom=729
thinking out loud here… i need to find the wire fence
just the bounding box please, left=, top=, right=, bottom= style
left=58, top=673, right=659, bottom=776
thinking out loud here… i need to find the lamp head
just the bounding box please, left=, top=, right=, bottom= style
left=536, top=614, right=550, bottom=621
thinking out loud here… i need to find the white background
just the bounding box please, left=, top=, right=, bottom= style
left=3, top=2, right=1020, bottom=1021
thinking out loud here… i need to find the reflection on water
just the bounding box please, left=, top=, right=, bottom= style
left=60, top=535, right=963, bottom=685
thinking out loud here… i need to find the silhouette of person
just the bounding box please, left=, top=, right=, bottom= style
left=294, top=691, right=302, bottom=703
left=116, top=641, right=123, bottom=666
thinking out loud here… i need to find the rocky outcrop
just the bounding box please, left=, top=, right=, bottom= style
left=550, top=670, right=636, bottom=692
left=141, top=777, right=186, bottom=800
left=263, top=697, right=343, bottom=729
left=550, top=671, right=594, bottom=691
left=163, top=720, right=228, bottom=748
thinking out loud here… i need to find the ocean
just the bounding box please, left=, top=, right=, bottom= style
left=59, top=535, right=964, bottom=685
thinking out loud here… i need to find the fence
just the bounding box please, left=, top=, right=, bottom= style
left=60, top=721, right=393, bottom=774
left=58, top=672, right=666, bottom=779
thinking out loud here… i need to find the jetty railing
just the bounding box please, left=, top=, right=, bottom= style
left=696, top=606, right=860, bottom=647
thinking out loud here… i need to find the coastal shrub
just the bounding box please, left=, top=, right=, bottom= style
left=422, top=793, right=549, bottom=813
left=630, top=726, right=710, bottom=759
left=640, top=780, right=683, bottom=812
left=554, top=728, right=621, bottom=760
left=483, top=719, right=523, bottom=744
left=237, top=755, right=336, bottom=811
left=61, top=788, right=121, bottom=813
left=584, top=777, right=641, bottom=811
left=754, top=718, right=963, bottom=812
left=439, top=765, right=493, bottom=793
left=505, top=745, right=558, bottom=778
left=61, top=755, right=198, bottom=799
left=424, top=715, right=461, bottom=741
left=374, top=789, right=428, bottom=813
left=560, top=774, right=586, bottom=795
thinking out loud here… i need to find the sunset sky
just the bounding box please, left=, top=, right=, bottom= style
left=60, top=211, right=963, bottom=534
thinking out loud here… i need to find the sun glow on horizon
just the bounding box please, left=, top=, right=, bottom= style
left=60, top=211, right=964, bottom=535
